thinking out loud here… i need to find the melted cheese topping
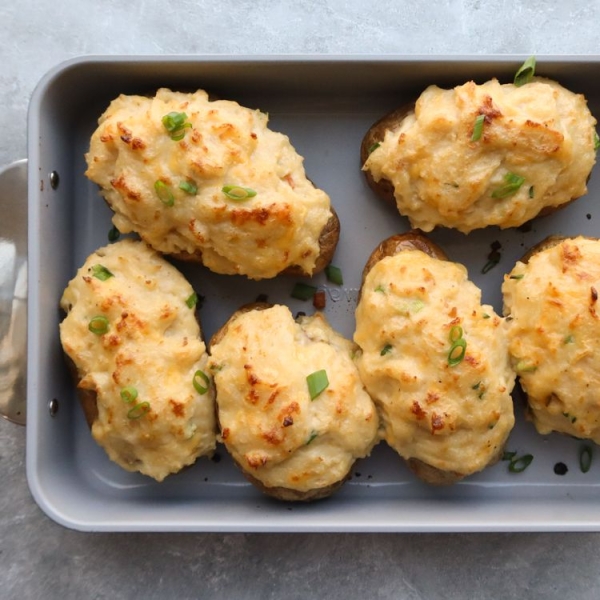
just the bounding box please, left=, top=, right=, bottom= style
left=354, top=250, right=515, bottom=476
left=85, top=89, right=332, bottom=280
left=364, top=78, right=597, bottom=233
left=59, top=240, right=216, bottom=481
left=503, top=237, right=600, bottom=442
left=209, top=306, right=379, bottom=492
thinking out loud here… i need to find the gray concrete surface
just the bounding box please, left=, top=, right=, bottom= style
left=2, top=0, right=600, bottom=598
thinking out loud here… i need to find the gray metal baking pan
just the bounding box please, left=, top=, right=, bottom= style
left=26, top=55, right=600, bottom=532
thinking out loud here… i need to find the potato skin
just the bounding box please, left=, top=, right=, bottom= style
left=357, top=230, right=511, bottom=485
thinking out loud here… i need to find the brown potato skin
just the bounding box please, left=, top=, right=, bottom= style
left=360, top=104, right=415, bottom=207
left=359, top=230, right=505, bottom=485
left=171, top=205, right=340, bottom=278
left=209, top=302, right=352, bottom=502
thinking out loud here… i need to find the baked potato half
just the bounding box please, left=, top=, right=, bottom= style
left=208, top=303, right=380, bottom=501
left=85, top=88, right=339, bottom=280
left=354, top=231, right=516, bottom=484
left=503, top=235, right=600, bottom=443
left=59, top=239, right=217, bottom=481
left=362, top=76, right=597, bottom=233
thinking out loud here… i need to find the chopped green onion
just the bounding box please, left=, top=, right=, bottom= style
left=222, top=185, right=257, bottom=200
left=448, top=338, right=467, bottom=366
left=193, top=370, right=210, bottom=395
left=514, top=56, right=536, bottom=87
left=291, top=282, right=317, bottom=301
left=186, top=292, right=198, bottom=309
left=449, top=325, right=463, bottom=343
left=179, top=180, right=198, bottom=195
left=127, top=401, right=151, bottom=419
left=516, top=360, right=537, bottom=373
left=509, top=274, right=524, bottom=280
left=374, top=284, right=386, bottom=293
left=108, top=226, right=120, bottom=243
left=154, top=180, right=175, bottom=206
left=88, top=315, right=109, bottom=335
left=325, top=265, right=344, bottom=285
left=528, top=186, right=535, bottom=199
left=368, top=142, right=381, bottom=154
left=162, top=111, right=192, bottom=141
left=508, top=454, right=534, bottom=473
left=594, top=131, right=599, bottom=151
left=91, top=264, right=114, bottom=281
left=482, top=313, right=491, bottom=319
left=580, top=444, right=593, bottom=473
left=120, top=386, right=138, bottom=404
left=491, top=172, right=526, bottom=199
left=380, top=344, right=393, bottom=356
left=564, top=335, right=575, bottom=344
left=471, top=114, right=485, bottom=141
left=306, top=431, right=318, bottom=445
left=307, top=369, right=329, bottom=400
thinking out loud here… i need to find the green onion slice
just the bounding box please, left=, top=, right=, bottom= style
left=127, top=401, right=151, bottom=420
left=380, top=344, right=393, bottom=356
left=179, top=180, right=198, bottom=195
left=91, top=264, right=114, bottom=281
left=307, top=369, right=329, bottom=400
left=516, top=360, right=537, bottom=373
left=222, top=185, right=257, bottom=200
left=186, top=292, right=198, bottom=309
left=374, top=284, right=386, bottom=293
left=368, top=142, right=381, bottom=154
left=508, top=454, right=534, bottom=473
left=491, top=172, right=526, bottom=199
left=449, top=325, right=463, bottom=343
left=306, top=431, right=318, bottom=445
left=594, top=131, right=599, bottom=152
left=291, top=282, right=317, bottom=301
left=154, top=180, right=175, bottom=206
left=580, top=444, right=593, bottom=473
left=162, top=112, right=192, bottom=141
left=325, top=265, right=344, bottom=285
left=471, top=114, right=485, bottom=141
left=88, top=315, right=109, bottom=335
left=108, top=226, right=120, bottom=243
left=509, top=274, right=524, bottom=280
left=193, top=370, right=210, bottom=395
left=448, top=338, right=467, bottom=367
left=514, top=56, right=536, bottom=87
left=120, top=386, right=138, bottom=404
left=528, top=186, right=535, bottom=199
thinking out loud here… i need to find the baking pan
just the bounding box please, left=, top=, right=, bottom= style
left=24, top=55, right=600, bottom=532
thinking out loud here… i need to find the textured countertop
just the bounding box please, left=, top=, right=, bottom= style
left=2, top=1, right=600, bottom=598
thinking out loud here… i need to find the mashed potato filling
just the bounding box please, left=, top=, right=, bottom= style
left=209, top=305, right=379, bottom=492
left=354, top=250, right=515, bottom=476
left=85, top=89, right=332, bottom=279
left=59, top=240, right=216, bottom=481
left=503, top=237, right=600, bottom=442
left=364, top=78, right=597, bottom=232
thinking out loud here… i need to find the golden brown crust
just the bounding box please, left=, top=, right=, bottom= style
left=360, top=104, right=415, bottom=207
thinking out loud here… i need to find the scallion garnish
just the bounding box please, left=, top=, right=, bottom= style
left=154, top=180, right=175, bottom=206
left=564, top=335, right=574, bottom=344
left=162, top=111, right=192, bottom=141
left=580, top=444, right=593, bottom=473
left=108, top=226, right=120, bottom=243
left=120, top=386, right=138, bottom=404
left=514, top=56, right=536, bottom=87
left=222, top=185, right=257, bottom=201
left=482, top=313, right=491, bottom=319
left=509, top=274, right=524, bottom=280
left=516, top=360, right=537, bottom=373
left=380, top=344, right=392, bottom=356
left=179, top=180, right=198, bottom=195
left=491, top=172, right=526, bottom=199
left=374, top=284, right=386, bottom=293
left=448, top=338, right=467, bottom=366
left=508, top=454, right=534, bottom=473
left=186, top=292, right=198, bottom=309
left=449, top=325, right=463, bottom=343
left=127, top=401, right=151, bottom=420
left=291, top=282, right=317, bottom=301
left=471, top=114, right=485, bottom=141
left=325, top=265, right=344, bottom=285
left=91, top=264, right=114, bottom=281
left=528, top=186, right=534, bottom=199
left=306, top=431, right=318, bottom=445
left=307, top=369, right=329, bottom=400
left=88, top=315, right=109, bottom=335
left=368, top=142, right=381, bottom=154
left=193, top=370, right=210, bottom=395
left=594, top=131, right=599, bottom=152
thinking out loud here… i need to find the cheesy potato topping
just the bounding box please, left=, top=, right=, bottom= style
left=209, top=305, right=379, bottom=493
left=85, top=89, right=333, bottom=280
left=59, top=240, right=216, bottom=481
left=503, top=237, right=600, bottom=442
left=364, top=78, right=597, bottom=233
left=354, top=250, right=515, bottom=476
